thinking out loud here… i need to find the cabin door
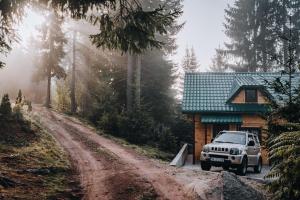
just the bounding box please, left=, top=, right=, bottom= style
left=212, top=124, right=229, bottom=138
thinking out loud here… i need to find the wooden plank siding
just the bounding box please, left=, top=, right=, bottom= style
left=232, top=89, right=269, bottom=104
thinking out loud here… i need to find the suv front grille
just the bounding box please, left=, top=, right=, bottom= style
left=209, top=154, right=228, bottom=159
left=211, top=147, right=229, bottom=152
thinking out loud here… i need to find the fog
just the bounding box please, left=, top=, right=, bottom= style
left=0, top=8, right=98, bottom=103
left=0, top=44, right=37, bottom=100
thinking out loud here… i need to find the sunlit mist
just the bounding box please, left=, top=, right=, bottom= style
left=18, top=6, right=46, bottom=46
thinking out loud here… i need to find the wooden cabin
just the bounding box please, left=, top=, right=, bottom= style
left=182, top=72, right=299, bottom=165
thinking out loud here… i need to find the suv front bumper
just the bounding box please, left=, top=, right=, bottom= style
left=200, top=152, right=243, bottom=166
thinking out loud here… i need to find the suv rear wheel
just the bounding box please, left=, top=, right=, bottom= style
left=237, top=157, right=247, bottom=176
left=254, top=157, right=262, bottom=173
left=201, top=161, right=211, bottom=171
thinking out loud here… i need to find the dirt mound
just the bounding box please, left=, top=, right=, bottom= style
left=175, top=169, right=267, bottom=200
left=222, top=171, right=266, bottom=200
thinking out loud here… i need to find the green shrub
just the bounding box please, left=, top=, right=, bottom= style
left=156, top=124, right=177, bottom=153
left=13, top=105, right=24, bottom=121
left=0, top=94, right=12, bottom=120
left=170, top=115, right=193, bottom=145
left=96, top=110, right=179, bottom=153
left=97, top=112, right=120, bottom=136
left=117, top=110, right=154, bottom=144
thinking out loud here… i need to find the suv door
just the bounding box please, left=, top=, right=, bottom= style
left=246, top=134, right=257, bottom=165
left=253, top=135, right=261, bottom=165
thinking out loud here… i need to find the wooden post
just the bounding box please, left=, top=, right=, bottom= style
left=193, top=115, right=196, bottom=165
left=205, top=124, right=207, bottom=144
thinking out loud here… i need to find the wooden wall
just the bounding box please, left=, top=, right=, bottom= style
left=194, top=115, right=213, bottom=161
left=232, top=89, right=269, bottom=104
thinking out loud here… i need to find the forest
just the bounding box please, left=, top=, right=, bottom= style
left=0, top=0, right=300, bottom=200
left=0, top=0, right=194, bottom=156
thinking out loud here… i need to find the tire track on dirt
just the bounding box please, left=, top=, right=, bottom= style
left=32, top=106, right=196, bottom=200
left=33, top=109, right=110, bottom=200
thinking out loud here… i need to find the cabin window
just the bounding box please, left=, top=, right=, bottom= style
left=245, top=89, right=257, bottom=103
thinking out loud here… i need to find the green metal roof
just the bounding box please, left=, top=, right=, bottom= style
left=201, top=115, right=242, bottom=124
left=227, top=76, right=266, bottom=102
left=182, top=72, right=300, bottom=114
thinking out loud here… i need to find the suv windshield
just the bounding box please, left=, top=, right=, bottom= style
left=213, top=132, right=246, bottom=145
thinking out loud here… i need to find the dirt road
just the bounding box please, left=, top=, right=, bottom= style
left=31, top=106, right=195, bottom=200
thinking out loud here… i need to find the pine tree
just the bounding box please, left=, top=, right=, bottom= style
left=0, top=94, right=12, bottom=119
left=182, top=47, right=200, bottom=73
left=123, top=0, right=183, bottom=112
left=189, top=47, right=199, bottom=72
left=223, top=0, right=277, bottom=72
left=15, top=89, right=22, bottom=105
left=270, top=0, right=300, bottom=70
left=1, top=0, right=181, bottom=72
left=266, top=16, right=300, bottom=199
left=210, top=48, right=227, bottom=72
left=32, top=12, right=67, bottom=108
left=182, top=47, right=190, bottom=72
left=222, top=0, right=300, bottom=72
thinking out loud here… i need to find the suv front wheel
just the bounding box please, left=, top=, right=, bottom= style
left=237, top=157, right=247, bottom=176
left=201, top=161, right=211, bottom=171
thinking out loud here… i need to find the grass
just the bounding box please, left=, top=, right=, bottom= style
left=102, top=134, right=175, bottom=162
left=57, top=112, right=175, bottom=162
left=0, top=118, right=82, bottom=200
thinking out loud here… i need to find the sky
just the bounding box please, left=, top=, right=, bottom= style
left=174, top=0, right=235, bottom=71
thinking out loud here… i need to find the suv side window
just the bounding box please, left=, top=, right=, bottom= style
left=248, top=134, right=254, bottom=141
left=254, top=135, right=260, bottom=146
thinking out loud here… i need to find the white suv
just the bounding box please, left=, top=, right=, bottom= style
left=200, top=131, right=262, bottom=176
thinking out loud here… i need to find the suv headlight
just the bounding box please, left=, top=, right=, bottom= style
left=203, top=146, right=210, bottom=153
left=230, top=148, right=242, bottom=155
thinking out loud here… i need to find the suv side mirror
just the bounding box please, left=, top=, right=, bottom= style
left=248, top=140, right=255, bottom=146
left=211, top=138, right=214, bottom=143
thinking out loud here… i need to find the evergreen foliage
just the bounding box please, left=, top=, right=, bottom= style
left=0, top=0, right=182, bottom=68
left=182, top=47, right=200, bottom=72
left=32, top=12, right=67, bottom=107
left=220, top=0, right=300, bottom=72
left=0, top=0, right=26, bottom=68
left=210, top=48, right=228, bottom=72
left=15, top=89, right=23, bottom=105
left=266, top=126, right=300, bottom=200
left=0, top=94, right=12, bottom=120
left=53, top=0, right=191, bottom=154
left=266, top=11, right=300, bottom=199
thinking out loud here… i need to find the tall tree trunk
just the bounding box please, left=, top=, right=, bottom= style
left=83, top=53, right=91, bottom=116
left=70, top=31, right=77, bottom=114
left=135, top=54, right=141, bottom=109
left=126, top=53, right=134, bottom=112
left=252, top=0, right=258, bottom=72
left=45, top=29, right=53, bottom=108
left=282, top=0, right=288, bottom=70
left=45, top=66, right=51, bottom=108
